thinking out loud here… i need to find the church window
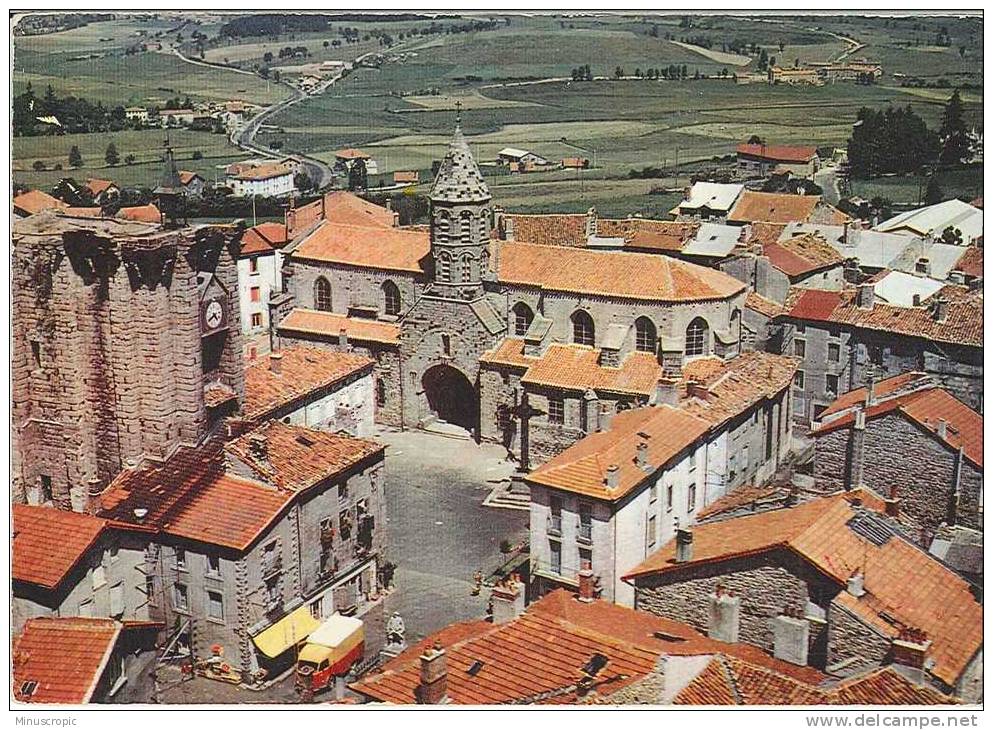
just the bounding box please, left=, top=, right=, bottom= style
left=548, top=397, right=565, bottom=424
left=459, top=211, right=474, bottom=244
left=383, top=281, right=401, bottom=316
left=685, top=318, right=709, bottom=357
left=437, top=253, right=451, bottom=281
left=461, top=255, right=473, bottom=282
left=635, top=317, right=657, bottom=353
left=513, top=303, right=534, bottom=336
left=571, top=310, right=595, bottom=347
left=315, top=277, right=332, bottom=312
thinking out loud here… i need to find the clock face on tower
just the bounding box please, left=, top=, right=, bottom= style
left=200, top=295, right=228, bottom=336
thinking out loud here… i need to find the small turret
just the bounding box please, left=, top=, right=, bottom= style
left=153, top=137, right=186, bottom=228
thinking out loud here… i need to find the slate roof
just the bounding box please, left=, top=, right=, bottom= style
left=625, top=495, right=982, bottom=687
left=431, top=126, right=491, bottom=204
left=243, top=347, right=375, bottom=421
left=13, top=504, right=109, bottom=590
left=277, top=308, right=401, bottom=346
left=526, top=405, right=711, bottom=501
left=292, top=220, right=430, bottom=273
left=783, top=287, right=983, bottom=348
left=496, top=242, right=745, bottom=302
left=13, top=618, right=121, bottom=703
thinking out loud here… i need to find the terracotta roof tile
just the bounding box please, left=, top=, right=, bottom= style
left=765, top=233, right=843, bottom=277
left=745, top=291, right=786, bottom=318
left=178, top=170, right=203, bottom=185
left=680, top=352, right=800, bottom=426
left=85, top=178, right=116, bottom=196
left=292, top=220, right=429, bottom=273
left=225, top=420, right=383, bottom=493
left=818, top=372, right=927, bottom=419
left=13, top=618, right=120, bottom=703
left=63, top=206, right=103, bottom=218
left=625, top=494, right=982, bottom=687
left=527, top=405, right=710, bottom=501
left=241, top=222, right=289, bottom=256
left=952, top=245, right=983, bottom=278
left=277, top=308, right=401, bottom=346
left=244, top=347, right=374, bottom=421
left=13, top=189, right=68, bottom=215
left=785, top=287, right=983, bottom=349
left=334, top=148, right=371, bottom=160
left=830, top=667, right=957, bottom=705
left=502, top=213, right=589, bottom=247
left=13, top=505, right=108, bottom=590
left=118, top=204, right=161, bottom=224
left=321, top=191, right=396, bottom=229
left=497, top=242, right=745, bottom=302
left=813, top=386, right=982, bottom=469
left=729, top=191, right=847, bottom=225
left=736, top=143, right=818, bottom=164
left=601, top=219, right=700, bottom=253
left=520, top=343, right=663, bottom=396
left=98, top=444, right=292, bottom=551
left=233, top=162, right=292, bottom=181
left=747, top=222, right=788, bottom=247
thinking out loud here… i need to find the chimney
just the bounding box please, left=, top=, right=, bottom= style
left=846, top=569, right=865, bottom=597
left=415, top=642, right=448, bottom=704
left=577, top=569, right=596, bottom=603
left=653, top=379, right=679, bottom=406
left=585, top=207, right=598, bottom=239
left=842, top=220, right=849, bottom=246
left=269, top=351, right=283, bottom=375
left=890, top=629, right=932, bottom=685
left=583, top=390, right=600, bottom=433
left=635, top=440, right=652, bottom=471
left=249, top=434, right=268, bottom=461
left=600, top=406, right=614, bottom=433
left=935, top=418, right=948, bottom=440
left=856, top=282, right=875, bottom=310
left=132, top=508, right=148, bottom=522
left=604, top=464, right=620, bottom=490
left=912, top=293, right=921, bottom=307
left=490, top=575, right=526, bottom=624
left=675, top=527, right=694, bottom=563
left=338, top=327, right=348, bottom=348
left=503, top=215, right=515, bottom=242
left=884, top=485, right=901, bottom=518
left=933, top=297, right=948, bottom=323
left=847, top=409, right=866, bottom=490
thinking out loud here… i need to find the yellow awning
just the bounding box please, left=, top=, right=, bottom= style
left=253, top=606, right=320, bottom=659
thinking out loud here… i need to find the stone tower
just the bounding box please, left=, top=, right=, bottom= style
left=429, top=116, right=492, bottom=300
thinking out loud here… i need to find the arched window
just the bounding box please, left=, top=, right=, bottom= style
left=459, top=211, right=474, bottom=244
left=314, top=277, right=332, bottom=312
left=685, top=317, right=709, bottom=357
left=634, top=317, right=657, bottom=353
left=461, top=254, right=473, bottom=282
left=572, top=310, right=595, bottom=347
left=383, top=281, right=401, bottom=316
left=436, top=210, right=451, bottom=240
left=512, top=302, right=534, bottom=336
left=437, top=252, right=451, bottom=281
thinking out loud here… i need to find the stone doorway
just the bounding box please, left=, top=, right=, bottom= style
left=421, top=364, right=479, bottom=436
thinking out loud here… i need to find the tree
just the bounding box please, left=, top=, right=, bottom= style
left=924, top=176, right=944, bottom=205
left=940, top=226, right=963, bottom=245
left=294, top=170, right=314, bottom=192
left=614, top=65, right=623, bottom=79
left=124, top=154, right=136, bottom=165
left=348, top=159, right=367, bottom=191
left=192, top=150, right=203, bottom=160
left=846, top=105, right=937, bottom=179
left=105, top=142, right=119, bottom=166
left=938, top=90, right=970, bottom=165
left=69, top=145, right=83, bottom=168
left=32, top=160, right=46, bottom=171
left=263, top=51, right=273, bottom=63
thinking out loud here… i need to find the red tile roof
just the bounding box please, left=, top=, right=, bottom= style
left=764, top=233, right=843, bottom=277
left=292, top=220, right=430, bottom=273
left=497, top=242, right=745, bottom=302
left=818, top=371, right=928, bottom=419
left=502, top=213, right=589, bottom=247
left=393, top=171, right=419, bottom=184
left=334, top=148, right=371, bottom=160
left=13, top=618, right=121, bottom=703
left=679, top=352, right=800, bottom=427
left=225, top=420, right=383, bottom=493
left=233, top=162, right=292, bottom=181
left=13, top=505, right=108, bottom=590
left=322, top=191, right=396, bottom=229
left=747, top=222, right=788, bottom=247
left=179, top=170, right=203, bottom=186
left=745, top=291, right=786, bottom=318
left=625, top=494, right=982, bottom=687
left=736, top=143, right=818, bottom=164
left=85, top=178, right=117, bottom=196
left=243, top=347, right=374, bottom=421
left=518, top=343, right=663, bottom=396
left=351, top=589, right=822, bottom=705
left=62, top=206, right=103, bottom=218
left=784, top=287, right=983, bottom=348
left=13, top=189, right=68, bottom=215
left=952, top=245, right=983, bottom=278
left=526, top=405, right=710, bottom=501
left=118, top=204, right=161, bottom=224
left=98, top=444, right=293, bottom=551
left=813, top=386, right=982, bottom=469
left=241, top=221, right=289, bottom=256
left=599, top=219, right=700, bottom=253
left=277, top=308, right=401, bottom=346
left=729, top=191, right=846, bottom=225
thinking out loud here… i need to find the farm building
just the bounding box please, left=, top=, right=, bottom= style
left=736, top=143, right=820, bottom=178
left=497, top=147, right=549, bottom=168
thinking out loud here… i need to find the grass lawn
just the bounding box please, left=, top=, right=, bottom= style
left=850, top=167, right=983, bottom=206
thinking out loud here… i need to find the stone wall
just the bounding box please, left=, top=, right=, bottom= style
left=814, top=412, right=982, bottom=530
left=825, top=601, right=890, bottom=670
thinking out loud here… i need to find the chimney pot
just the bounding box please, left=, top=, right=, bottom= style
left=269, top=351, right=283, bottom=375
left=133, top=508, right=148, bottom=521
left=338, top=327, right=348, bottom=348
left=936, top=418, right=948, bottom=439
left=933, top=297, right=949, bottom=323
left=489, top=577, right=525, bottom=624
left=635, top=441, right=650, bottom=470
left=846, top=570, right=865, bottom=597
left=605, top=464, right=620, bottom=489
left=416, top=643, right=448, bottom=704
left=675, top=527, right=694, bottom=563
left=857, top=283, right=875, bottom=310
left=577, top=569, right=596, bottom=603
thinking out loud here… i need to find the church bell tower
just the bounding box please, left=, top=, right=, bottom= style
left=429, top=107, right=492, bottom=300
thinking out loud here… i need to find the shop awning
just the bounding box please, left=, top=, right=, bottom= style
left=253, top=606, right=320, bottom=659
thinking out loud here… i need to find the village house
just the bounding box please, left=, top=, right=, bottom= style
left=809, top=59, right=883, bottom=82
left=393, top=170, right=420, bottom=185
left=811, top=372, right=982, bottom=533
left=720, top=232, right=845, bottom=304
left=736, top=143, right=820, bottom=178
left=332, top=148, right=374, bottom=177
left=349, top=587, right=954, bottom=705
left=728, top=191, right=847, bottom=226
left=157, top=108, right=196, bottom=127
left=12, top=504, right=152, bottom=634
left=84, top=178, right=120, bottom=205
left=767, top=66, right=822, bottom=86
left=124, top=106, right=149, bottom=125
left=671, top=182, right=744, bottom=221
left=624, top=493, right=983, bottom=701
left=497, top=147, right=549, bottom=170
left=243, top=347, right=376, bottom=437
left=14, top=617, right=161, bottom=704
left=95, top=420, right=387, bottom=681
left=525, top=351, right=797, bottom=606
left=228, top=162, right=295, bottom=198
left=561, top=156, right=590, bottom=170
left=780, top=282, right=983, bottom=423
left=875, top=198, right=983, bottom=245
left=12, top=188, right=68, bottom=217
left=179, top=170, right=206, bottom=198
left=238, top=221, right=289, bottom=340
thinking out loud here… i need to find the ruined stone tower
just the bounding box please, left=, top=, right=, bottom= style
left=12, top=211, right=244, bottom=511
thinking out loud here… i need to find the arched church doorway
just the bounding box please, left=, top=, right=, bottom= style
left=421, top=364, right=479, bottom=436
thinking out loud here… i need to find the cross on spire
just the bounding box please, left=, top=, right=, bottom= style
left=455, top=99, right=462, bottom=126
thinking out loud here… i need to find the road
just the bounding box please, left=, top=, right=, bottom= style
left=814, top=163, right=841, bottom=205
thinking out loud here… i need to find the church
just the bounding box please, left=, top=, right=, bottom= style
left=275, top=120, right=757, bottom=469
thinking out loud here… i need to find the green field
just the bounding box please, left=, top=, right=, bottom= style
left=850, top=167, right=983, bottom=207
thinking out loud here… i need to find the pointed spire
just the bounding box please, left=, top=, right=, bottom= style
left=431, top=108, right=490, bottom=204
left=155, top=137, right=182, bottom=194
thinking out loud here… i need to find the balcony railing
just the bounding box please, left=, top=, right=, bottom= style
left=547, top=514, right=562, bottom=536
